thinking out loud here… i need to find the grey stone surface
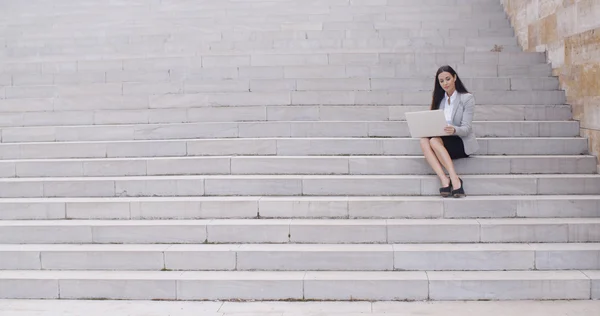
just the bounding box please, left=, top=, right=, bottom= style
left=479, top=219, right=570, bottom=243
left=91, top=221, right=208, bottom=244
left=428, top=271, right=592, bottom=300
left=114, top=177, right=205, bottom=197
left=0, top=137, right=589, bottom=159
left=304, top=271, right=429, bottom=300
left=393, top=244, right=535, bottom=271
left=387, top=219, right=480, bottom=243
left=568, top=221, right=600, bottom=242
left=0, top=223, right=93, bottom=243
left=204, top=177, right=303, bottom=196
left=0, top=175, right=599, bottom=198
left=66, top=201, right=131, bottom=220
left=60, top=279, right=177, bottom=300
left=0, top=0, right=598, bottom=303
left=0, top=201, right=66, bottom=220
left=1, top=300, right=600, bottom=315
left=236, top=244, right=394, bottom=271
left=41, top=249, right=165, bottom=270
left=534, top=244, right=600, bottom=270
left=131, top=198, right=259, bottom=219
left=0, top=279, right=59, bottom=299
left=165, top=245, right=238, bottom=271
left=348, top=197, right=443, bottom=219
left=290, top=219, right=387, bottom=243
left=207, top=219, right=291, bottom=243
left=0, top=250, right=41, bottom=270
left=177, top=272, right=304, bottom=300
left=259, top=198, right=349, bottom=218
left=584, top=271, right=600, bottom=300
left=10, top=299, right=600, bottom=316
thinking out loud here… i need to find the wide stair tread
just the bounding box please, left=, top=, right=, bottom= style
left=0, top=269, right=597, bottom=301
left=2, top=243, right=600, bottom=271
left=1, top=195, right=599, bottom=220
left=1, top=217, right=599, bottom=244
left=0, top=155, right=595, bottom=177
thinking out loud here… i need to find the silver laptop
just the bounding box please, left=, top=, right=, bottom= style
left=405, top=109, right=448, bottom=138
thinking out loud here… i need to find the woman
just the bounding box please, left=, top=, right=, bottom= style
left=420, top=65, right=479, bottom=198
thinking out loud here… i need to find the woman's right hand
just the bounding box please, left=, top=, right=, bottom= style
left=444, top=126, right=456, bottom=135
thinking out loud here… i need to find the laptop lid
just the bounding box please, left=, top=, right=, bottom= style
left=405, top=109, right=448, bottom=138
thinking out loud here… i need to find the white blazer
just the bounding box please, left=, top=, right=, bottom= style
left=439, top=92, right=479, bottom=155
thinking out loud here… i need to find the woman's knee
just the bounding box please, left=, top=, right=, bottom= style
left=420, top=138, right=431, bottom=150
left=429, top=137, right=443, bottom=149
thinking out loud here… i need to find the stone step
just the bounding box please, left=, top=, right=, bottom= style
left=1, top=69, right=556, bottom=90
left=1, top=17, right=511, bottom=32
left=2, top=28, right=516, bottom=51
left=0, top=155, right=595, bottom=178
left=5, top=45, right=525, bottom=60
left=4, top=69, right=558, bottom=86
left=2, top=45, right=523, bottom=63
left=4, top=13, right=511, bottom=23
left=2, top=44, right=521, bottom=60
left=2, top=195, right=599, bottom=220
left=1, top=81, right=562, bottom=101
left=6, top=44, right=526, bottom=59
left=1, top=48, right=540, bottom=64
left=0, top=19, right=512, bottom=33
left=3, top=7, right=506, bottom=25
left=0, top=105, right=574, bottom=127
left=2, top=48, right=522, bottom=64
left=6, top=8, right=503, bottom=19
left=5, top=0, right=502, bottom=8
left=0, top=14, right=510, bottom=26
left=2, top=27, right=516, bottom=47
left=1, top=78, right=561, bottom=95
left=0, top=270, right=595, bottom=300
left=0, top=218, right=599, bottom=244
left=0, top=7, right=509, bottom=19
left=2, top=243, right=599, bottom=271
left=5, top=15, right=506, bottom=24
left=0, top=121, right=579, bottom=143
left=3, top=29, right=513, bottom=39
left=0, top=52, right=547, bottom=74
left=0, top=174, right=598, bottom=198
left=5, top=87, right=566, bottom=107
left=1, top=5, right=507, bottom=17
left=7, top=0, right=502, bottom=8
left=2, top=34, right=518, bottom=49
left=157, top=90, right=559, bottom=107
left=1, top=59, right=551, bottom=78
left=0, top=137, right=588, bottom=160
left=3, top=4, right=504, bottom=17
left=370, top=0, right=502, bottom=5
left=0, top=37, right=518, bottom=54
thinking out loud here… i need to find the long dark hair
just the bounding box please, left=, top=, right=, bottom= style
left=430, top=65, right=469, bottom=110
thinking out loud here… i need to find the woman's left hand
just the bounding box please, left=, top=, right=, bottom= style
left=444, top=126, right=456, bottom=135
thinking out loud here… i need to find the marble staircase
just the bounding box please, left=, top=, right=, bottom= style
left=0, top=0, right=599, bottom=301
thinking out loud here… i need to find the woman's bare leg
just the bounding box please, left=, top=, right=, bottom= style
left=420, top=138, right=450, bottom=187
left=429, top=137, right=462, bottom=189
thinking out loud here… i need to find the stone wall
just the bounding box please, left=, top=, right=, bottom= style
left=501, top=0, right=600, bottom=170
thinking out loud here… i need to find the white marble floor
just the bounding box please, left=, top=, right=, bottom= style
left=0, top=300, right=599, bottom=316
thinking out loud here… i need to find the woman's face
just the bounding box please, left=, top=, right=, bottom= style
left=438, top=71, right=456, bottom=94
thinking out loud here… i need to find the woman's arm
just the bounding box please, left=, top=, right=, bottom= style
left=453, top=93, right=475, bottom=137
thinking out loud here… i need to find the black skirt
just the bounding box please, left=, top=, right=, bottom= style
left=441, top=136, right=469, bottom=160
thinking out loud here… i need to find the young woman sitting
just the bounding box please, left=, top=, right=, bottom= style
left=420, top=65, right=479, bottom=198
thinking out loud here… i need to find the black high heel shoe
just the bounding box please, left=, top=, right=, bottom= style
left=439, top=178, right=452, bottom=197
left=451, top=178, right=466, bottom=198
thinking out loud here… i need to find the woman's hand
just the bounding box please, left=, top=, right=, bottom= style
left=444, top=126, right=456, bottom=135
